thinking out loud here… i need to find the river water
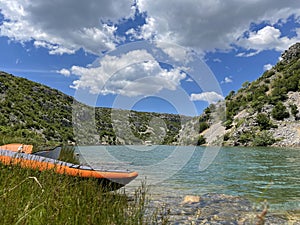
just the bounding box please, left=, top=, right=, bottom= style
left=76, top=145, right=300, bottom=212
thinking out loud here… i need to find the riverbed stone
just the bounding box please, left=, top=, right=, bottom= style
left=144, top=193, right=299, bottom=224
left=182, top=195, right=201, bottom=204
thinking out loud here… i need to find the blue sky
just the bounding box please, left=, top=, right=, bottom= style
left=0, top=1, right=300, bottom=116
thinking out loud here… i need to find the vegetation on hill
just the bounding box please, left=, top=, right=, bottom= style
left=0, top=72, right=74, bottom=147
left=218, top=42, right=300, bottom=147
left=0, top=71, right=187, bottom=148
left=2, top=43, right=300, bottom=148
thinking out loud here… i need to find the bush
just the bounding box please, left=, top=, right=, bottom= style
left=223, top=119, right=233, bottom=130
left=223, top=132, right=230, bottom=141
left=238, top=131, right=253, bottom=144
left=271, top=102, right=290, bottom=120
left=197, top=135, right=206, bottom=145
left=256, top=113, right=273, bottom=130
left=252, top=131, right=276, bottom=146
left=199, top=122, right=209, bottom=133
left=290, top=104, right=299, bottom=119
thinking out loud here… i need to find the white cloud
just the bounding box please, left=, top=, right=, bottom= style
left=57, top=68, right=71, bottom=77
left=237, top=26, right=300, bottom=56
left=263, top=63, right=273, bottom=71
left=224, top=77, right=233, bottom=83
left=0, top=0, right=134, bottom=55
left=213, top=58, right=222, bottom=63
left=155, top=41, right=192, bottom=62
left=1, top=1, right=300, bottom=56
left=190, top=91, right=224, bottom=104
left=136, top=0, right=300, bottom=53
left=221, top=76, right=233, bottom=84
left=69, top=50, right=186, bottom=96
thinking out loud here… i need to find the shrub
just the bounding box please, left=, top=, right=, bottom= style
left=290, top=104, right=299, bottom=119
left=223, top=132, right=230, bottom=141
left=256, top=113, right=273, bottom=130
left=199, top=122, right=209, bottom=133
left=252, top=131, right=276, bottom=146
left=197, top=135, right=206, bottom=145
left=271, top=102, right=289, bottom=120
left=238, top=131, right=253, bottom=144
left=223, top=119, right=233, bottom=130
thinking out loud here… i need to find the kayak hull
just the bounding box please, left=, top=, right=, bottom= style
left=0, top=146, right=138, bottom=190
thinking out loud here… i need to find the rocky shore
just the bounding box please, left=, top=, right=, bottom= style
left=145, top=194, right=300, bottom=224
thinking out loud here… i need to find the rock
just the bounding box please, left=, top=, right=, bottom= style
left=182, top=195, right=201, bottom=204
left=142, top=193, right=298, bottom=224
left=281, top=43, right=300, bottom=64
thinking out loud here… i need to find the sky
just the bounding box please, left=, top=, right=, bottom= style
left=1, top=1, right=300, bottom=116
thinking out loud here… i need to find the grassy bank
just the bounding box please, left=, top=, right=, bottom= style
left=0, top=162, right=166, bottom=225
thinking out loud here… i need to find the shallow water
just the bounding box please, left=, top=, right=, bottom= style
left=76, top=145, right=300, bottom=212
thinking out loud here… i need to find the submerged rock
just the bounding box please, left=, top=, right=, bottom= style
left=182, top=195, right=201, bottom=204
left=146, top=193, right=299, bottom=224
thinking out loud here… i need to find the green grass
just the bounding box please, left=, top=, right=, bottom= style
left=57, top=146, right=80, bottom=164
left=0, top=162, right=167, bottom=225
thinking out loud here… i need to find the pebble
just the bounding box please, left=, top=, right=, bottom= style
left=144, top=193, right=300, bottom=224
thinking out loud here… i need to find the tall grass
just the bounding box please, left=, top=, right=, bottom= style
left=0, top=162, right=167, bottom=225
left=58, top=146, right=80, bottom=164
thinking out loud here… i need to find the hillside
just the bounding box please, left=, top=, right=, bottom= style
left=217, top=43, right=300, bottom=147
left=2, top=43, right=300, bottom=148
left=0, top=72, right=189, bottom=147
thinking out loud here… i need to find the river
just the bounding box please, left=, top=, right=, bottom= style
left=76, top=145, right=300, bottom=212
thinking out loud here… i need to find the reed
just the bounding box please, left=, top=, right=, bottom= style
left=0, top=162, right=165, bottom=224
left=58, top=145, right=80, bottom=164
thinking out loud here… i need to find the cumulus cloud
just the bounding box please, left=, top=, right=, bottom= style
left=155, top=42, right=192, bottom=63
left=190, top=91, right=224, bottom=104
left=1, top=0, right=300, bottom=99
left=221, top=76, right=233, bottom=84
left=136, top=0, right=300, bottom=52
left=56, top=68, right=71, bottom=77
left=263, top=63, right=273, bottom=71
left=68, top=50, right=186, bottom=96
left=1, top=1, right=300, bottom=56
left=237, top=26, right=300, bottom=56
left=0, top=0, right=134, bottom=55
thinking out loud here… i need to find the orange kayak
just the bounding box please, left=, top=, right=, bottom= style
left=0, top=143, right=33, bottom=153
left=0, top=144, right=138, bottom=190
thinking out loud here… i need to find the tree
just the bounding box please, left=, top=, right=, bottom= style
left=256, top=113, right=272, bottom=130
left=271, top=102, right=289, bottom=120
left=242, top=81, right=250, bottom=89
left=225, top=90, right=235, bottom=100
left=199, top=122, right=209, bottom=133
left=252, top=131, right=276, bottom=146
left=290, top=104, right=299, bottom=119
left=197, top=135, right=206, bottom=145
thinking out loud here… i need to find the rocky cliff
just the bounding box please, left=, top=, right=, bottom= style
left=214, top=43, right=300, bottom=147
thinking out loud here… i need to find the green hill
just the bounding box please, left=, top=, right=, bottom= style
left=220, top=43, right=300, bottom=147
left=2, top=43, right=299, bottom=148
left=0, top=72, right=186, bottom=148
left=0, top=72, right=74, bottom=147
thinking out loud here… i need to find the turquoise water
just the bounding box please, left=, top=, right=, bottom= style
left=77, top=145, right=300, bottom=212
